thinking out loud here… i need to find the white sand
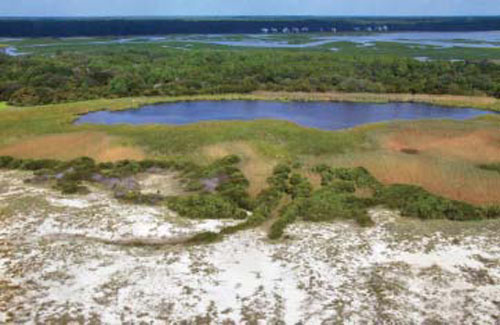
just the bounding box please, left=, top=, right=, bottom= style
left=0, top=171, right=499, bottom=324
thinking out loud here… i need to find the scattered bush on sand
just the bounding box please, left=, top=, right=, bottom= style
left=0, top=156, right=498, bottom=243
left=186, top=231, right=221, bottom=244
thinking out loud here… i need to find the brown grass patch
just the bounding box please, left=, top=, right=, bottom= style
left=203, top=141, right=275, bottom=197
left=317, top=123, right=500, bottom=204
left=330, top=151, right=500, bottom=205
left=0, top=132, right=145, bottom=162
left=383, top=128, right=500, bottom=163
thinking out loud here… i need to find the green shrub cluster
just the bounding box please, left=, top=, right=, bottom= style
left=376, top=184, right=486, bottom=221
left=484, top=205, right=500, bottom=219
left=186, top=231, right=221, bottom=245
left=269, top=189, right=374, bottom=240
left=268, top=172, right=315, bottom=239
left=299, top=189, right=373, bottom=222
left=194, top=155, right=252, bottom=210
left=269, top=162, right=500, bottom=240
left=0, top=156, right=62, bottom=171
left=116, top=192, right=165, bottom=205
left=167, top=194, right=247, bottom=220
left=288, top=173, right=313, bottom=200
left=268, top=204, right=301, bottom=240
left=315, top=165, right=382, bottom=191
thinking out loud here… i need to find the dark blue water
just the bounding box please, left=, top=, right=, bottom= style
left=75, top=101, right=491, bottom=131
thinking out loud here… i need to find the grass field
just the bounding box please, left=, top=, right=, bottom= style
left=0, top=92, right=499, bottom=204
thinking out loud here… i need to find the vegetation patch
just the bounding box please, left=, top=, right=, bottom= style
left=167, top=194, right=247, bottom=220
left=0, top=132, right=145, bottom=162
left=2, top=47, right=500, bottom=107
left=376, top=184, right=486, bottom=221
left=478, top=162, right=500, bottom=174
left=1, top=155, right=499, bottom=243
left=221, top=163, right=292, bottom=237
left=268, top=166, right=377, bottom=239
left=400, top=148, right=419, bottom=155
left=268, top=164, right=500, bottom=239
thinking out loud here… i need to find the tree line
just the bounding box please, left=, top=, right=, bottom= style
left=1, top=49, right=499, bottom=106
left=1, top=17, right=500, bottom=37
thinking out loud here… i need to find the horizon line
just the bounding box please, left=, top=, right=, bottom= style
left=1, top=14, right=500, bottom=18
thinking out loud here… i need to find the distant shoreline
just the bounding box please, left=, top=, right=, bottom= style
left=1, top=16, right=500, bottom=37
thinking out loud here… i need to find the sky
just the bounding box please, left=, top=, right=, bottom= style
left=1, top=0, right=499, bottom=17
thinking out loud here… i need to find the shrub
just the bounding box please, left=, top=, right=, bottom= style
left=220, top=212, right=267, bottom=235
left=266, top=164, right=291, bottom=192
left=331, top=167, right=382, bottom=190
left=268, top=203, right=300, bottom=240
left=98, top=162, right=115, bottom=169
left=108, top=160, right=143, bottom=177
left=328, top=180, right=356, bottom=193
left=117, top=191, right=164, bottom=205
left=273, top=163, right=292, bottom=175
left=288, top=173, right=312, bottom=199
left=186, top=180, right=204, bottom=191
left=217, top=154, right=241, bottom=165
left=315, top=165, right=381, bottom=192
left=54, top=179, right=88, bottom=195
left=216, top=182, right=252, bottom=210
left=268, top=218, right=289, bottom=240
left=20, top=159, right=60, bottom=171
left=6, top=158, right=24, bottom=169
left=377, top=184, right=484, bottom=221
left=355, top=213, right=375, bottom=227
left=186, top=231, right=221, bottom=244
left=400, top=148, right=419, bottom=155
left=0, top=156, right=14, bottom=168
left=478, top=163, right=500, bottom=174
left=300, top=189, right=369, bottom=222
left=484, top=205, right=500, bottom=219
left=167, top=194, right=247, bottom=220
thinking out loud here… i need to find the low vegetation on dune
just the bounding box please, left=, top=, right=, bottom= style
left=268, top=163, right=500, bottom=239
left=1, top=154, right=498, bottom=242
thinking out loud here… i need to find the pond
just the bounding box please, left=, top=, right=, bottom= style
left=75, top=101, right=491, bottom=131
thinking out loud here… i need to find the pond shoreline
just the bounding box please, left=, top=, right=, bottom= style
left=74, top=99, right=493, bottom=130
left=6, top=91, right=500, bottom=116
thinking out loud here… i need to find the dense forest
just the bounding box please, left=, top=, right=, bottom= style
left=1, top=17, right=500, bottom=37
left=1, top=49, right=500, bottom=106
